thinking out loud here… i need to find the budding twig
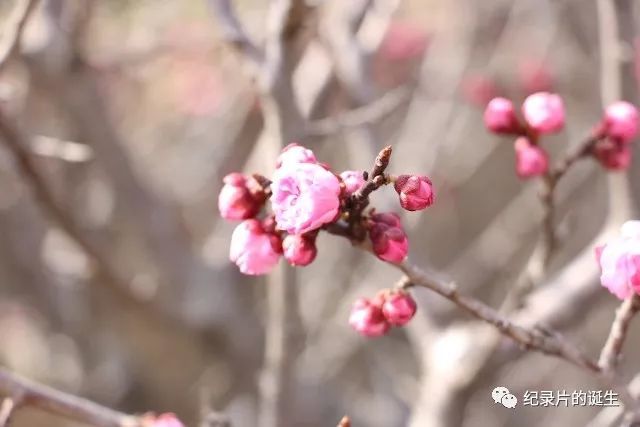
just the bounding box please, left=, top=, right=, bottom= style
left=599, top=295, right=640, bottom=372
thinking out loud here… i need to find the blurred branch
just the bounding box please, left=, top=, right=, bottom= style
left=0, top=110, right=147, bottom=311
left=207, top=0, right=263, bottom=66
left=0, top=368, right=139, bottom=427
left=0, top=0, right=38, bottom=73
left=0, top=398, right=15, bottom=427
left=305, top=85, right=412, bottom=136
left=599, top=295, right=640, bottom=372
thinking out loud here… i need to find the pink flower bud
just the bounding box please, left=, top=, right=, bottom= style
left=394, top=175, right=435, bottom=211
left=276, top=143, right=317, bottom=168
left=282, top=234, right=317, bottom=266
left=604, top=101, right=639, bottom=142
left=514, top=137, right=548, bottom=179
left=461, top=73, right=498, bottom=107
left=593, top=139, right=632, bottom=171
left=348, top=298, right=390, bottom=337
left=484, top=97, right=521, bottom=134
left=229, top=219, right=281, bottom=275
left=369, top=213, right=409, bottom=263
left=522, top=92, right=565, bottom=134
left=378, top=21, right=429, bottom=62
left=144, top=413, right=185, bottom=427
left=340, top=170, right=366, bottom=196
left=381, top=291, right=417, bottom=326
left=271, top=161, right=341, bottom=234
left=218, top=173, right=263, bottom=220
left=518, top=58, right=554, bottom=94
left=597, top=221, right=640, bottom=299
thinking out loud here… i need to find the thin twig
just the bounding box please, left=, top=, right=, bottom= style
left=305, top=86, right=412, bottom=136
left=395, top=261, right=599, bottom=371
left=0, top=368, right=139, bottom=427
left=0, top=0, right=39, bottom=73
left=599, top=295, right=640, bottom=372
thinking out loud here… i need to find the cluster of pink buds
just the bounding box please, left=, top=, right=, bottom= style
left=596, top=221, right=640, bottom=300
left=141, top=413, right=185, bottom=427
left=220, top=144, right=435, bottom=335
left=484, top=92, right=639, bottom=177
left=219, top=143, right=435, bottom=276
left=349, top=289, right=417, bottom=337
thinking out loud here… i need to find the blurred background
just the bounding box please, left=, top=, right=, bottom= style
left=1, top=0, right=640, bottom=426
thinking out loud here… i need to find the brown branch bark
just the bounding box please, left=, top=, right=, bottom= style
left=599, top=295, right=640, bottom=372
left=0, top=368, right=140, bottom=427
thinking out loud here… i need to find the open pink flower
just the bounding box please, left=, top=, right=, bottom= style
left=514, top=137, right=548, bottom=178
left=368, top=213, right=409, bottom=263
left=276, top=143, right=317, bottom=168
left=229, top=219, right=281, bottom=275
left=394, top=175, right=435, bottom=211
left=340, top=170, right=366, bottom=196
left=604, top=101, right=639, bottom=142
left=349, top=298, right=390, bottom=337
left=597, top=221, right=640, bottom=299
left=522, top=92, right=565, bottom=134
left=270, top=162, right=341, bottom=234
left=484, top=97, right=521, bottom=134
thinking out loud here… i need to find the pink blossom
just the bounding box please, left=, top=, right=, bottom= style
left=522, top=92, right=565, bottom=134
left=604, top=101, right=639, bottom=142
left=270, top=162, right=341, bottom=234
left=593, top=139, right=632, bottom=171
left=394, top=175, right=435, bottom=211
left=145, top=413, right=185, bottom=427
left=282, top=234, right=317, bottom=267
left=276, top=143, right=317, bottom=168
left=518, top=58, right=554, bottom=94
left=514, top=137, right=548, bottom=179
left=597, top=221, right=640, bottom=299
left=484, top=97, right=521, bottom=134
left=382, top=291, right=417, bottom=326
left=378, top=21, right=429, bottom=62
left=229, top=219, right=281, bottom=275
left=348, top=298, right=390, bottom=337
left=340, top=170, right=366, bottom=196
left=368, top=213, right=409, bottom=263
left=218, top=173, right=263, bottom=220
left=461, top=73, right=499, bottom=107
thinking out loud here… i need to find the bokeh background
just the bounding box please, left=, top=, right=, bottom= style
left=1, top=0, right=640, bottom=426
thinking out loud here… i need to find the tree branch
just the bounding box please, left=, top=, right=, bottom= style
left=599, top=295, right=640, bottom=372
left=0, top=368, right=140, bottom=427
left=0, top=0, right=38, bottom=72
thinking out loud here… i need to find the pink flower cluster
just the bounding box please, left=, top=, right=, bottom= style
left=484, top=93, right=639, bottom=178
left=218, top=144, right=435, bottom=276
left=349, top=289, right=417, bottom=337
left=596, top=221, right=640, bottom=300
